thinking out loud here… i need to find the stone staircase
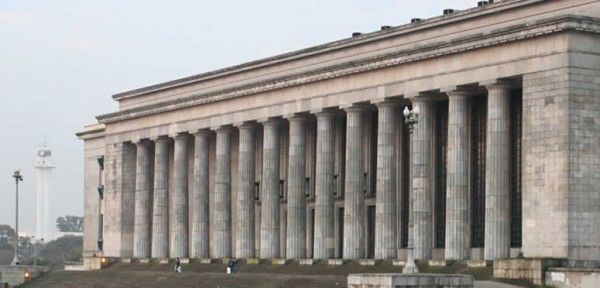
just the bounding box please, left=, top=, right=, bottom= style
left=19, top=260, right=498, bottom=288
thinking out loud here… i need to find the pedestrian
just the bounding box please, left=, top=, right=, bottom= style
left=175, top=257, right=182, bottom=273
left=227, top=258, right=237, bottom=274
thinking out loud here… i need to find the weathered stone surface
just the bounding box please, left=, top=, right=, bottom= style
left=77, top=1, right=600, bottom=274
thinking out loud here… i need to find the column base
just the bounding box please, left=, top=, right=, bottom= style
left=299, top=259, right=314, bottom=265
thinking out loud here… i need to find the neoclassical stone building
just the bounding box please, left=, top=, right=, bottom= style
left=78, top=0, right=600, bottom=264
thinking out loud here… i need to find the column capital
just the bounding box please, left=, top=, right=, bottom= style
left=169, top=132, right=190, bottom=140
left=342, top=103, right=372, bottom=113
left=405, top=90, right=438, bottom=99
left=192, top=129, right=213, bottom=137
left=284, top=113, right=309, bottom=122
left=445, top=90, right=471, bottom=98
left=312, top=108, right=340, bottom=118
left=151, top=135, right=170, bottom=144
left=259, top=117, right=284, bottom=126
left=236, top=122, right=257, bottom=131
left=480, top=78, right=518, bottom=90
left=132, top=137, right=150, bottom=145
left=214, top=125, right=235, bottom=134
left=373, top=100, right=400, bottom=109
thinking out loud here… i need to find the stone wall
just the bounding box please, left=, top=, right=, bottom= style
left=347, top=273, right=473, bottom=288
left=493, top=258, right=567, bottom=286
left=565, top=35, right=600, bottom=260
left=522, top=68, right=571, bottom=259
left=545, top=268, right=600, bottom=288
left=82, top=135, right=105, bottom=255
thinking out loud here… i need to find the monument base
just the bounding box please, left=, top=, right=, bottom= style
left=348, top=273, right=473, bottom=288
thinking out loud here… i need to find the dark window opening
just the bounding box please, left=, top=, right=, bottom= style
left=471, top=97, right=487, bottom=248
left=435, top=101, right=449, bottom=248
left=510, top=90, right=523, bottom=248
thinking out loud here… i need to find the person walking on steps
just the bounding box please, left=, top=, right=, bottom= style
left=175, top=257, right=182, bottom=273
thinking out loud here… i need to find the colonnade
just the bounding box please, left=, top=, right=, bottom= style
left=128, top=82, right=517, bottom=261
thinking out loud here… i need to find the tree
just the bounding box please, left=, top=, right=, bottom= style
left=40, top=235, right=82, bottom=267
left=56, top=215, right=84, bottom=233
left=0, top=224, right=16, bottom=249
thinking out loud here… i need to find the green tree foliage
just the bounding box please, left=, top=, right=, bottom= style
left=0, top=224, right=16, bottom=249
left=56, top=215, right=84, bottom=232
left=40, top=235, right=83, bottom=267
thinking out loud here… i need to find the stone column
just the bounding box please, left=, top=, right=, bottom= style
left=151, top=137, right=169, bottom=259
left=485, top=83, right=511, bottom=260
left=411, top=98, right=434, bottom=260
left=133, top=140, right=151, bottom=258
left=213, top=127, right=233, bottom=258
left=170, top=133, right=189, bottom=258
left=191, top=130, right=211, bottom=258
left=236, top=124, right=256, bottom=258
left=374, top=101, right=397, bottom=259
left=344, top=105, right=366, bottom=259
left=260, top=119, right=281, bottom=259
left=313, top=111, right=336, bottom=259
left=445, top=91, right=470, bottom=260
left=286, top=115, right=307, bottom=259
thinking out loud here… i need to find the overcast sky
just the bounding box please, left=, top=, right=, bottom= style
left=0, top=0, right=478, bottom=238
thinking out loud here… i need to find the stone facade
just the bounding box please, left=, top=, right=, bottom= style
left=77, top=0, right=600, bottom=265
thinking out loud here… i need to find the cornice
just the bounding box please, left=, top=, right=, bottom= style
left=76, top=124, right=106, bottom=140
left=111, top=0, right=548, bottom=101
left=97, top=15, right=600, bottom=124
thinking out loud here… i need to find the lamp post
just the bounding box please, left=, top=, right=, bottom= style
left=11, top=169, right=23, bottom=265
left=402, top=106, right=419, bottom=274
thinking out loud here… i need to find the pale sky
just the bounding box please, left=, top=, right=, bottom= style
left=0, top=0, right=477, bottom=238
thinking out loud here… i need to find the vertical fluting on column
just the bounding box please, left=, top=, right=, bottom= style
left=133, top=140, right=151, bottom=258
left=213, top=127, right=232, bottom=258
left=412, top=98, right=434, bottom=260
left=260, top=119, right=281, bottom=259
left=286, top=116, right=307, bottom=259
left=445, top=91, right=470, bottom=260
left=343, top=106, right=365, bottom=259
left=191, top=130, right=211, bottom=258
left=151, top=137, right=169, bottom=259
left=313, top=111, right=336, bottom=259
left=236, top=124, right=256, bottom=258
left=170, top=133, right=189, bottom=258
left=485, top=83, right=511, bottom=260
left=374, top=102, right=397, bottom=259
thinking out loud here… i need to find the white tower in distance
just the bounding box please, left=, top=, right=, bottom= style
left=35, top=144, right=54, bottom=241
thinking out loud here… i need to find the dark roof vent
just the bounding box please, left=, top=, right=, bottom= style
left=478, top=1, right=489, bottom=6
left=443, top=9, right=455, bottom=15
left=380, top=25, right=392, bottom=30
left=410, top=18, right=422, bottom=23
left=352, top=32, right=362, bottom=37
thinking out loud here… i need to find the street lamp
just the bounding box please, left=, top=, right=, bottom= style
left=402, top=106, right=419, bottom=274
left=11, top=169, right=23, bottom=265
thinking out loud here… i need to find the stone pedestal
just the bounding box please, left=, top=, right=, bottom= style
left=347, top=273, right=474, bottom=288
